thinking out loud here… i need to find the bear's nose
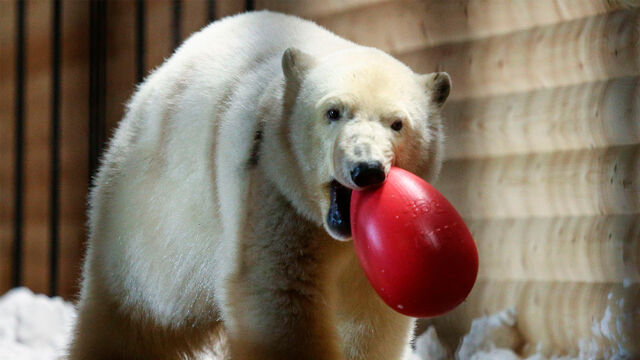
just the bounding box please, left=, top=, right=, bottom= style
left=351, top=161, right=386, bottom=188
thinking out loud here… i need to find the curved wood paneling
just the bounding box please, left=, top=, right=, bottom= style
left=398, top=9, right=640, bottom=100
left=438, top=145, right=640, bottom=219
left=444, top=77, right=640, bottom=159
left=470, top=215, right=640, bottom=282
left=313, top=0, right=633, bottom=54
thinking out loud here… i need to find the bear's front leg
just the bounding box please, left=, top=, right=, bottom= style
left=223, top=181, right=346, bottom=360
left=336, top=253, right=415, bottom=360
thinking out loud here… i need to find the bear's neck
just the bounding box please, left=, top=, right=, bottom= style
left=243, top=167, right=350, bottom=275
left=254, top=75, right=323, bottom=224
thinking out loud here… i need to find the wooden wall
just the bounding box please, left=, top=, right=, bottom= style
left=252, top=0, right=640, bottom=357
left=0, top=0, right=248, bottom=300
left=1, top=0, right=639, bottom=357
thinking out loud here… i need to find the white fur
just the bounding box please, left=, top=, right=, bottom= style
left=68, top=11, right=449, bottom=360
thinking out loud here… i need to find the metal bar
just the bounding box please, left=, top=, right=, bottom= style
left=13, top=0, right=25, bottom=288
left=49, top=0, right=61, bottom=296
left=89, top=0, right=106, bottom=185
left=172, top=0, right=181, bottom=50
left=207, top=0, right=215, bottom=22
left=136, top=0, right=145, bottom=83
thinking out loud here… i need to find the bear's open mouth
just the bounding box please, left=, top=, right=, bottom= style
left=327, top=180, right=353, bottom=238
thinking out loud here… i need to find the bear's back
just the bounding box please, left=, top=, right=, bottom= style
left=186, top=11, right=356, bottom=69
left=110, top=11, right=357, bottom=162
left=85, top=12, right=361, bottom=318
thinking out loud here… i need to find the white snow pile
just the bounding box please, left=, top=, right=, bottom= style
left=0, top=288, right=625, bottom=360
left=410, top=309, right=559, bottom=360
left=0, top=288, right=75, bottom=360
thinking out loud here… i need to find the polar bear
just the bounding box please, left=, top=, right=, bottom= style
left=68, top=11, right=451, bottom=360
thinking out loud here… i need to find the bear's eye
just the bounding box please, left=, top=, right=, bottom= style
left=327, top=109, right=341, bottom=121
left=391, top=120, right=403, bottom=132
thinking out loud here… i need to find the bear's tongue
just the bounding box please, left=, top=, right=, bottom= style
left=327, top=180, right=352, bottom=238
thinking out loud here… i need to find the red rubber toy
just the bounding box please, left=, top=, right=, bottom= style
left=350, top=167, right=478, bottom=317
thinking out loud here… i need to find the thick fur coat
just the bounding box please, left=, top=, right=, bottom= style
left=68, top=11, right=451, bottom=360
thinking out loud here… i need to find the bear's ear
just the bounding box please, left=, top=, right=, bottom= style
left=282, top=47, right=316, bottom=83
left=419, top=72, right=451, bottom=107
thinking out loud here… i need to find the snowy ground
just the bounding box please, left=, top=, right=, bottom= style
left=0, top=288, right=75, bottom=360
left=0, top=287, right=620, bottom=359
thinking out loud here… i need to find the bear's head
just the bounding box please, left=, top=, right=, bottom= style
left=261, top=47, right=450, bottom=241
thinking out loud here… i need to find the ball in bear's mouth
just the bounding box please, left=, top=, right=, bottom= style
left=327, top=180, right=353, bottom=239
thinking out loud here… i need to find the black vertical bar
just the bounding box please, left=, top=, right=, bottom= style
left=89, top=0, right=106, bottom=184
left=13, top=0, right=25, bottom=288
left=49, top=0, right=61, bottom=296
left=136, top=0, right=145, bottom=83
left=207, top=0, right=215, bottom=22
left=245, top=0, right=254, bottom=11
left=172, top=0, right=181, bottom=50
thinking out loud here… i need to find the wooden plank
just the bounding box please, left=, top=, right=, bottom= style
left=469, top=215, right=640, bottom=283
left=438, top=145, right=640, bottom=220
left=312, top=0, right=633, bottom=55
left=0, top=0, right=16, bottom=294
left=181, top=0, right=209, bottom=41
left=444, top=77, right=640, bottom=159
left=398, top=9, right=640, bottom=100
left=23, top=0, right=52, bottom=294
left=145, top=0, right=173, bottom=73
left=58, top=0, right=90, bottom=300
left=106, top=0, right=137, bottom=134
left=423, top=280, right=640, bottom=357
left=255, top=0, right=392, bottom=18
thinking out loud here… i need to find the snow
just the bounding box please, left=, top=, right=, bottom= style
left=0, top=288, right=630, bottom=359
left=0, top=288, right=75, bottom=360
left=414, top=326, right=449, bottom=360
left=456, top=308, right=521, bottom=359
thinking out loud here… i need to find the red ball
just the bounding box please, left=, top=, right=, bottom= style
left=350, top=167, right=478, bottom=317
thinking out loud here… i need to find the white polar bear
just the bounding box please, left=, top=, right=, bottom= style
left=68, top=11, right=451, bottom=360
